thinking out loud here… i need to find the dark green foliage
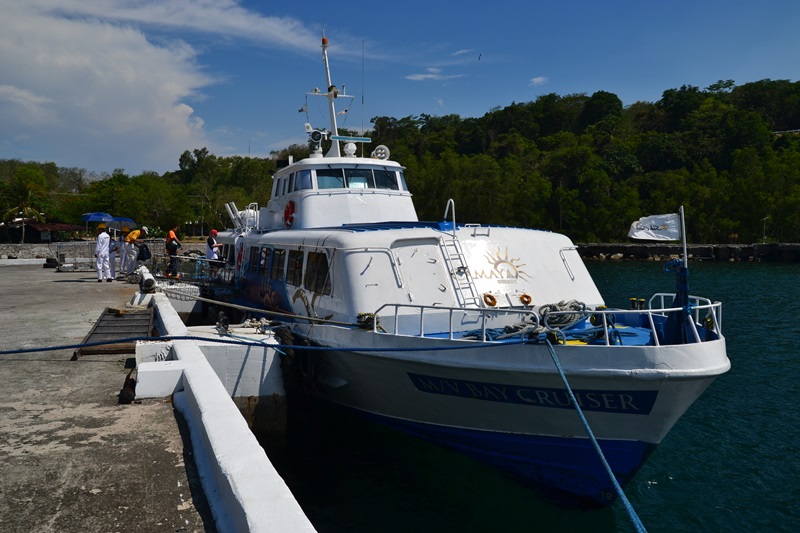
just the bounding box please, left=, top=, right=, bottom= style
left=371, top=78, right=800, bottom=243
left=4, top=78, right=800, bottom=243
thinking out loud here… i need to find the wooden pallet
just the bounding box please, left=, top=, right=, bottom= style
left=72, top=307, right=154, bottom=359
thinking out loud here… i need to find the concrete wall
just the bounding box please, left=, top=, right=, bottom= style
left=0, top=242, right=206, bottom=260
left=0, top=243, right=59, bottom=259
left=577, top=242, right=800, bottom=262
left=5, top=241, right=800, bottom=262
left=134, top=293, right=314, bottom=533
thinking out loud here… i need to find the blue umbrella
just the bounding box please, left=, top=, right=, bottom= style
left=109, top=216, right=137, bottom=231
left=81, top=212, right=114, bottom=223
left=81, top=212, right=114, bottom=235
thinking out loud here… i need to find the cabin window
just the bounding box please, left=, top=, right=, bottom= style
left=398, top=171, right=408, bottom=191
left=259, top=248, right=270, bottom=272
left=287, top=173, right=295, bottom=193
left=374, top=169, right=400, bottom=190
left=305, top=251, right=332, bottom=295
left=316, top=169, right=345, bottom=189
left=222, top=244, right=233, bottom=265
left=295, top=170, right=313, bottom=190
left=248, top=247, right=260, bottom=272
left=270, top=249, right=286, bottom=281
left=286, top=250, right=304, bottom=286
left=344, top=168, right=374, bottom=189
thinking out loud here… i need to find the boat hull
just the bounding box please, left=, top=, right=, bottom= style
left=281, top=325, right=728, bottom=507
left=369, top=413, right=655, bottom=509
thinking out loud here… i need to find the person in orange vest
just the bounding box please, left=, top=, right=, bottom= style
left=165, top=224, right=182, bottom=278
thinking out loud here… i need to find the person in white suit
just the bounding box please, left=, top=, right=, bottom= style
left=119, top=227, right=131, bottom=276
left=108, top=233, right=119, bottom=279
left=94, top=224, right=113, bottom=282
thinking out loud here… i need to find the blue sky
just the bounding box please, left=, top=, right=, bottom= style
left=1, top=0, right=798, bottom=175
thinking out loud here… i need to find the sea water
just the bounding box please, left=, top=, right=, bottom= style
left=266, top=261, right=800, bottom=532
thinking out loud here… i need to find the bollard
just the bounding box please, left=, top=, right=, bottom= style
left=138, top=266, right=156, bottom=293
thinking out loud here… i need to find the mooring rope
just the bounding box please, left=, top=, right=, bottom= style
left=0, top=334, right=531, bottom=357
left=2, top=332, right=647, bottom=525
left=544, top=338, right=647, bottom=532
left=158, top=286, right=361, bottom=327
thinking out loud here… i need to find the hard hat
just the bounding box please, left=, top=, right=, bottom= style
left=97, top=223, right=107, bottom=229
left=121, top=226, right=130, bottom=232
left=141, top=226, right=149, bottom=234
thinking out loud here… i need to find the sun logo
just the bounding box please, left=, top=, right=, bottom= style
left=474, top=246, right=531, bottom=281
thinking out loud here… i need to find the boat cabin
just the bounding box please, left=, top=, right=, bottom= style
left=258, top=147, right=418, bottom=231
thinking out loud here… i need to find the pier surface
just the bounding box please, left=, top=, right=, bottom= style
left=0, top=264, right=215, bottom=532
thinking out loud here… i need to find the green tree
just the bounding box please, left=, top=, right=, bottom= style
left=2, top=167, right=48, bottom=243
left=78, top=170, right=130, bottom=220
left=580, top=91, right=623, bottom=130
left=730, top=79, right=800, bottom=131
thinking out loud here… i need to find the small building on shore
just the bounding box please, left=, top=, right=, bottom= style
left=0, top=220, right=83, bottom=244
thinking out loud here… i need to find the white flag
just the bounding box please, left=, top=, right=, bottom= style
left=627, top=213, right=681, bottom=241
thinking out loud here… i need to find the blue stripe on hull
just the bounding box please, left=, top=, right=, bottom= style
left=366, top=413, right=655, bottom=509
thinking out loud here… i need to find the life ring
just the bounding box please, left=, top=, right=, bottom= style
left=483, top=293, right=497, bottom=307
left=520, top=294, right=532, bottom=306
left=283, top=201, right=296, bottom=227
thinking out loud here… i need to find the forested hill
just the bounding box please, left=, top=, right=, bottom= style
left=2, top=78, right=800, bottom=243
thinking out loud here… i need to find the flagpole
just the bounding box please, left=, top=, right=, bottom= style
left=680, top=205, right=687, bottom=269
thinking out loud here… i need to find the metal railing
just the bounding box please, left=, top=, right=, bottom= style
left=371, top=303, right=540, bottom=341
left=147, top=252, right=236, bottom=286
left=55, top=241, right=97, bottom=270
left=370, top=294, right=723, bottom=347
left=540, top=296, right=722, bottom=347
left=648, top=293, right=722, bottom=329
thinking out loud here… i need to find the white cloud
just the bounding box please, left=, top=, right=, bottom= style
left=529, top=76, right=549, bottom=87
left=406, top=68, right=464, bottom=82
left=0, top=85, right=53, bottom=107
left=0, top=85, right=55, bottom=125
left=30, top=0, right=323, bottom=54
left=0, top=3, right=222, bottom=173
left=0, top=1, right=327, bottom=174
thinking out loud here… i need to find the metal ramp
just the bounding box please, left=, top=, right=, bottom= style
left=72, top=307, right=154, bottom=359
left=440, top=236, right=481, bottom=308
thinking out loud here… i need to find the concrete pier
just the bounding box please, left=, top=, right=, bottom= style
left=0, top=262, right=313, bottom=532
left=132, top=293, right=310, bottom=532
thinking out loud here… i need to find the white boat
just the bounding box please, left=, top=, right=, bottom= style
left=211, top=35, right=730, bottom=508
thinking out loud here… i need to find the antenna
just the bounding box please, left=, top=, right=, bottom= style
left=306, top=33, right=370, bottom=158
left=320, top=34, right=340, bottom=157
left=361, top=40, right=365, bottom=157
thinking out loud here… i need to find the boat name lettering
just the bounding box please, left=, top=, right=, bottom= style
left=407, top=373, right=656, bottom=415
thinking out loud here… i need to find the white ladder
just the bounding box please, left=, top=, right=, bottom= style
left=441, top=237, right=481, bottom=308
left=441, top=199, right=481, bottom=308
